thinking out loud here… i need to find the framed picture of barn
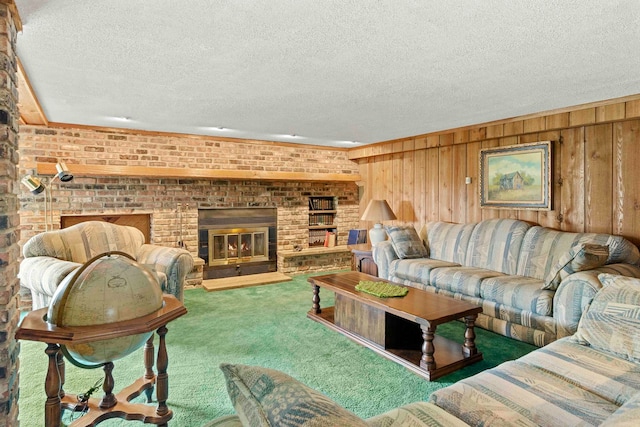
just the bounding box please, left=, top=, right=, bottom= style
left=479, top=141, right=552, bottom=210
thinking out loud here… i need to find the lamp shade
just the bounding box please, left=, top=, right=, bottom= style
left=361, top=200, right=396, bottom=246
left=361, top=199, right=397, bottom=222
left=21, top=175, right=45, bottom=194
left=55, top=162, right=74, bottom=182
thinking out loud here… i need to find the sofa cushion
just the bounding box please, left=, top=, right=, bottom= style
left=519, top=337, right=640, bottom=406
left=429, top=359, right=620, bottom=426
left=366, top=401, right=470, bottom=427
left=219, top=363, right=367, bottom=427
left=429, top=266, right=503, bottom=298
left=574, top=273, right=640, bottom=362
left=465, top=218, right=531, bottom=275
left=517, top=226, right=640, bottom=280
left=424, top=221, right=476, bottom=264
left=384, top=225, right=429, bottom=259
left=389, top=258, right=459, bottom=284
left=543, top=243, right=609, bottom=290
left=480, top=275, right=554, bottom=316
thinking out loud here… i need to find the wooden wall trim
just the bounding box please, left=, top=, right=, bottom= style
left=17, top=58, right=47, bottom=126
left=36, top=162, right=361, bottom=183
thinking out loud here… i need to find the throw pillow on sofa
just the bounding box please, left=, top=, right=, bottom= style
left=543, top=243, right=609, bottom=290
left=574, top=273, right=640, bottom=362
left=384, top=225, right=429, bottom=259
left=219, top=363, right=368, bottom=427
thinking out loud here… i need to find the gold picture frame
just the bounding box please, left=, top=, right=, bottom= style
left=479, top=141, right=552, bottom=210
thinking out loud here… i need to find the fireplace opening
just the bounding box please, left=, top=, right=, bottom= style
left=198, top=208, right=277, bottom=279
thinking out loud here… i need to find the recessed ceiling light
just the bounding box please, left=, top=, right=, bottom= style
left=199, top=126, right=230, bottom=131
left=275, top=133, right=303, bottom=139
left=107, top=116, right=133, bottom=122
left=333, top=140, right=360, bottom=146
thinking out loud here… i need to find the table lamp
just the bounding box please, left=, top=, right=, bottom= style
left=361, top=199, right=396, bottom=246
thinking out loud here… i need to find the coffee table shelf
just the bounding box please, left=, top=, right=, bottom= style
left=308, top=272, right=483, bottom=381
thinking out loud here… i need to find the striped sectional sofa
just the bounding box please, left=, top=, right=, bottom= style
left=373, top=218, right=640, bottom=346
left=19, top=220, right=194, bottom=310
left=427, top=272, right=640, bottom=426
left=205, top=273, right=640, bottom=426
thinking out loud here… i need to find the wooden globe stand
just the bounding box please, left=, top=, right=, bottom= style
left=17, top=295, right=187, bottom=427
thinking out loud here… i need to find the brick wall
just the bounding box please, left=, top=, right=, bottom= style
left=278, top=248, right=353, bottom=275
left=18, top=125, right=361, bottom=276
left=0, top=2, right=20, bottom=425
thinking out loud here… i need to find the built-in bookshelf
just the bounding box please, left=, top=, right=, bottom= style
left=308, top=196, right=337, bottom=247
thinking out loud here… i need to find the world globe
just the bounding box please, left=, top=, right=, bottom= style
left=47, top=251, right=164, bottom=369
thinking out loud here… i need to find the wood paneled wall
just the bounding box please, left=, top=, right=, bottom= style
left=351, top=96, right=640, bottom=246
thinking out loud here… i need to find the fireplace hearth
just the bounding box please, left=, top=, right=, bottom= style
left=198, top=208, right=277, bottom=279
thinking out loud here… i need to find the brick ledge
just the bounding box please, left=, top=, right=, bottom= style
left=278, top=245, right=351, bottom=259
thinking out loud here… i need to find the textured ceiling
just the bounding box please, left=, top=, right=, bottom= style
left=14, top=0, right=640, bottom=147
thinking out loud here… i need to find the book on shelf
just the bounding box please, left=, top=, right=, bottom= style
left=347, top=229, right=368, bottom=245
left=309, top=229, right=326, bottom=246
left=309, top=197, right=334, bottom=211
left=309, top=213, right=333, bottom=226
left=324, top=230, right=336, bottom=247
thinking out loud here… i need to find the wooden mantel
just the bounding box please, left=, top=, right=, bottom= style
left=37, top=163, right=361, bottom=183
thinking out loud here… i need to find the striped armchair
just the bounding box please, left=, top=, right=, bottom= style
left=19, top=221, right=193, bottom=310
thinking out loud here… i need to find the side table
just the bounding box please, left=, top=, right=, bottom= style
left=349, top=243, right=378, bottom=277
left=16, top=295, right=187, bottom=427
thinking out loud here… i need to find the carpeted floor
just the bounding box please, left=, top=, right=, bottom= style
left=18, top=272, right=536, bottom=426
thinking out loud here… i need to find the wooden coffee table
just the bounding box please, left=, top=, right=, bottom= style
left=307, top=271, right=483, bottom=381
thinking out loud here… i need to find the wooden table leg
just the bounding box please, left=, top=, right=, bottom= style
left=463, top=314, right=478, bottom=356
left=311, top=284, right=321, bottom=314
left=44, top=343, right=62, bottom=427
left=420, top=324, right=436, bottom=371
left=98, top=362, right=117, bottom=409
left=155, top=325, right=170, bottom=418
left=144, top=334, right=155, bottom=403
left=57, top=348, right=65, bottom=399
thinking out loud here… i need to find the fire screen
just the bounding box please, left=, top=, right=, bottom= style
left=208, top=227, right=269, bottom=266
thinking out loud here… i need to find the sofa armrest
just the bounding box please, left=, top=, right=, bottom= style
left=372, top=241, right=399, bottom=280
left=554, top=263, right=640, bottom=338
left=136, top=245, right=194, bottom=301
left=18, top=256, right=82, bottom=309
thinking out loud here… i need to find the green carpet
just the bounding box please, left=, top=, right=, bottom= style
left=18, top=272, right=536, bottom=426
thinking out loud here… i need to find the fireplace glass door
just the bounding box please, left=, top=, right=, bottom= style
left=208, top=227, right=269, bottom=266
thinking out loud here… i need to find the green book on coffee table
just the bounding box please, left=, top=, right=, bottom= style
left=355, top=280, right=408, bottom=298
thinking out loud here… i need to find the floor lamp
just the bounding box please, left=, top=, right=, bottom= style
left=21, top=162, right=74, bottom=231
left=361, top=199, right=397, bottom=246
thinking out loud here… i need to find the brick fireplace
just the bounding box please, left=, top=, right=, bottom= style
left=17, top=125, right=362, bottom=283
